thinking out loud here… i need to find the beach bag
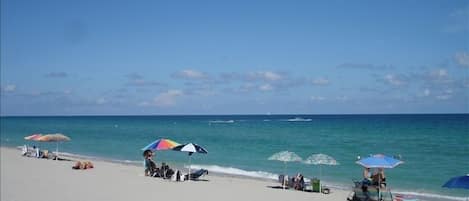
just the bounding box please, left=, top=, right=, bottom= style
left=171, top=170, right=178, bottom=181
left=178, top=171, right=185, bottom=181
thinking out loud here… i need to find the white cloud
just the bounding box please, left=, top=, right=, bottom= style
left=259, top=84, right=274, bottom=91
left=423, top=89, right=430, bottom=96
left=96, top=98, right=107, bottom=105
left=3, top=84, right=16, bottom=92
left=444, top=7, right=469, bottom=33
left=125, top=73, right=165, bottom=87
left=424, top=69, right=453, bottom=84
left=337, top=63, right=394, bottom=70
left=431, top=69, right=448, bottom=78
left=262, top=71, right=282, bottom=81
left=336, top=96, right=348, bottom=102
left=436, top=95, right=451, bottom=100
left=417, top=88, right=431, bottom=97
left=450, top=6, right=469, bottom=17
left=310, top=96, right=326, bottom=101
left=248, top=71, right=283, bottom=82
left=384, top=74, right=407, bottom=86
left=138, top=101, right=151, bottom=107
left=152, top=90, right=184, bottom=107
left=237, top=83, right=256, bottom=92
left=44, top=72, right=68, bottom=78
left=455, top=52, right=469, bottom=67
left=312, top=78, right=330, bottom=86
left=172, top=69, right=208, bottom=80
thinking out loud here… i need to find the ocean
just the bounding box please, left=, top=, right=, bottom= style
left=1, top=114, right=468, bottom=200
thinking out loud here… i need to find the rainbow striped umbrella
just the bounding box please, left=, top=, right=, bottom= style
left=141, top=138, right=181, bottom=151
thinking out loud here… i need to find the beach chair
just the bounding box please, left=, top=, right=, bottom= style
left=184, top=169, right=208, bottom=180
left=278, top=175, right=289, bottom=188
left=350, top=182, right=393, bottom=201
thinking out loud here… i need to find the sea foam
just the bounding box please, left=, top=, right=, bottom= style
left=190, top=164, right=278, bottom=180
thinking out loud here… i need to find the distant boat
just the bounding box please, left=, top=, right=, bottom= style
left=209, top=120, right=235, bottom=124
left=287, top=117, right=312, bottom=122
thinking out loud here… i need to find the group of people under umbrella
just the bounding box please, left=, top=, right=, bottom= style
left=22, top=134, right=468, bottom=199
left=268, top=151, right=405, bottom=199
left=269, top=151, right=469, bottom=200
left=268, top=151, right=339, bottom=192
left=23, top=133, right=71, bottom=160
left=141, top=138, right=208, bottom=181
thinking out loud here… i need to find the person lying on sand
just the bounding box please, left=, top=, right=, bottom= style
left=72, top=161, right=94, bottom=170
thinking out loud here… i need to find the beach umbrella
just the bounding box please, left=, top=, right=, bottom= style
left=356, top=154, right=403, bottom=168
left=36, top=133, right=71, bottom=160
left=443, top=175, right=469, bottom=189
left=24, top=134, right=43, bottom=140
left=268, top=151, right=302, bottom=189
left=141, top=138, right=181, bottom=151
left=172, top=143, right=208, bottom=180
left=303, top=153, right=339, bottom=191
left=443, top=175, right=469, bottom=201
left=356, top=154, right=403, bottom=199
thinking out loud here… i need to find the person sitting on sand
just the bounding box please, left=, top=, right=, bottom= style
left=362, top=167, right=372, bottom=185
left=372, top=168, right=386, bottom=187
left=293, top=173, right=305, bottom=190
left=143, top=150, right=158, bottom=176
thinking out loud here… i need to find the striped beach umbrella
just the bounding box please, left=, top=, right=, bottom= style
left=172, top=143, right=208, bottom=180
left=141, top=138, right=181, bottom=151
left=172, top=143, right=208, bottom=155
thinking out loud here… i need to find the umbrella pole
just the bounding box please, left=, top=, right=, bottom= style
left=188, top=155, right=192, bottom=181
left=319, top=165, right=322, bottom=193
left=56, top=142, right=59, bottom=161
left=378, top=172, right=381, bottom=201
left=283, top=161, right=287, bottom=189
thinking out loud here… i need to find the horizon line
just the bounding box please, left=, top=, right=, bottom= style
left=1, top=112, right=468, bottom=118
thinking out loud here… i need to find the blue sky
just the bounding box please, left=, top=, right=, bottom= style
left=1, top=0, right=468, bottom=115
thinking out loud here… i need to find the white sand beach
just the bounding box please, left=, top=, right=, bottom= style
left=1, top=147, right=350, bottom=201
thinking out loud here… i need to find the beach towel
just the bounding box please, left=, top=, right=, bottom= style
left=185, top=169, right=208, bottom=180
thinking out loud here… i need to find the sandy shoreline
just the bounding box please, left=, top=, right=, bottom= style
left=1, top=147, right=350, bottom=201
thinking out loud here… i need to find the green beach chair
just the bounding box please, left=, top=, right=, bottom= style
left=312, top=178, right=320, bottom=192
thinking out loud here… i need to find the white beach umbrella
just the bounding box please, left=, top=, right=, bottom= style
left=268, top=151, right=302, bottom=189
left=303, top=153, right=339, bottom=192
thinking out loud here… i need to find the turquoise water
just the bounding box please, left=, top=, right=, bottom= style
left=1, top=114, right=468, bottom=200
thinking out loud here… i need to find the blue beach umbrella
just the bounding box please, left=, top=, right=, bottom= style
left=356, top=154, right=403, bottom=168
left=442, top=175, right=469, bottom=189
left=356, top=154, right=403, bottom=199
